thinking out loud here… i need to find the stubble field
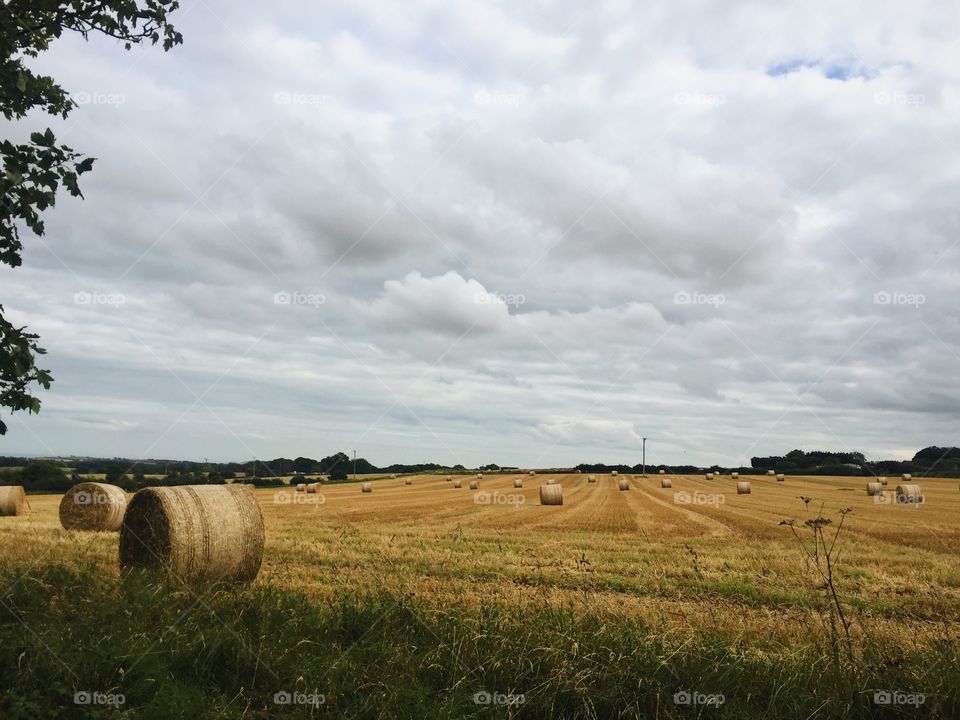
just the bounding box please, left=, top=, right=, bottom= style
left=1, top=472, right=958, bottom=718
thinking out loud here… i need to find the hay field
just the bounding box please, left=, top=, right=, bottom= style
left=5, top=473, right=960, bottom=642
left=2, top=473, right=959, bottom=718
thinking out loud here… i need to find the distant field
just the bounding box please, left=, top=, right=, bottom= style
left=1, top=473, right=957, bottom=718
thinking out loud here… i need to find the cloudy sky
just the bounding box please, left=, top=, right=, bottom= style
left=2, top=0, right=958, bottom=467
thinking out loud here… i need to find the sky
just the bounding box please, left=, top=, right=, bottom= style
left=2, top=0, right=958, bottom=468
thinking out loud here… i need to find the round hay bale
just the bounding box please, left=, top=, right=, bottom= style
left=737, top=481, right=752, bottom=495
left=767, top=470, right=775, bottom=476
left=878, top=476, right=888, bottom=485
left=546, top=478, right=557, bottom=485
left=731, top=472, right=739, bottom=479
left=476, top=473, right=483, bottom=480
left=390, top=474, right=397, bottom=479
left=404, top=478, right=412, bottom=486
left=295, top=483, right=306, bottom=492
left=453, top=479, right=462, bottom=488
left=618, top=479, right=630, bottom=491
left=659, top=469, right=666, bottom=474
left=306, top=483, right=319, bottom=494
left=901, top=473, right=912, bottom=481
left=539, top=484, right=563, bottom=505
left=513, top=479, right=523, bottom=488
left=469, top=480, right=479, bottom=490
left=705, top=472, right=715, bottom=480
left=119, top=484, right=264, bottom=583
left=660, top=478, right=672, bottom=488
left=896, top=484, right=923, bottom=503
left=528, top=470, right=536, bottom=476
left=587, top=474, right=597, bottom=483
left=446, top=475, right=452, bottom=481
left=362, top=483, right=372, bottom=493
left=611, top=470, right=619, bottom=476
left=0, top=485, right=27, bottom=516
left=59, top=483, right=126, bottom=532
left=776, top=473, right=785, bottom=482
left=866, top=482, right=883, bottom=496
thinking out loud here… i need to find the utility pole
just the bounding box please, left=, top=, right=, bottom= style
left=642, top=437, right=647, bottom=477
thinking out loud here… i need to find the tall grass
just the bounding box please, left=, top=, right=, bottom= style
left=0, top=563, right=955, bottom=718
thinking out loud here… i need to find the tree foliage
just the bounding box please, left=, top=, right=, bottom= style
left=0, top=0, right=181, bottom=434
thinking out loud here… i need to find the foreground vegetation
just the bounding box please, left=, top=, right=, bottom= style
left=0, top=562, right=955, bottom=719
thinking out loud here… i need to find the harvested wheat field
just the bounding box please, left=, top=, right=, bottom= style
left=2, top=473, right=959, bottom=718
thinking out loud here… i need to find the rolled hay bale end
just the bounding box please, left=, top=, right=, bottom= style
left=706, top=472, right=715, bottom=480
left=0, top=485, right=28, bottom=517
left=539, top=484, right=563, bottom=506
left=767, top=470, right=776, bottom=476
left=469, top=480, right=479, bottom=490
left=901, top=473, right=912, bottom=481
left=896, top=484, right=923, bottom=503
left=362, top=483, right=373, bottom=493
left=660, top=478, right=672, bottom=488
left=295, top=483, right=306, bottom=492
left=587, top=474, right=597, bottom=483
left=546, top=478, right=557, bottom=485
left=737, top=481, right=752, bottom=495
left=659, top=469, right=666, bottom=475
left=513, top=479, right=523, bottom=488
left=306, top=483, right=318, bottom=494
left=59, top=483, right=126, bottom=531
left=119, top=484, right=264, bottom=583
left=618, top=479, right=630, bottom=491
left=866, top=482, right=883, bottom=496
left=731, top=472, right=739, bottom=479
left=776, top=473, right=785, bottom=482
left=453, top=479, right=463, bottom=488
left=611, top=470, right=619, bottom=476
left=404, top=478, right=412, bottom=486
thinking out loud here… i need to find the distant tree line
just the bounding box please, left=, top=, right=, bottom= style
left=750, top=447, right=960, bottom=476
left=3, top=445, right=959, bottom=493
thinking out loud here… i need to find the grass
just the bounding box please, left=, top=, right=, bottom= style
left=1, top=474, right=959, bottom=717
left=0, top=563, right=956, bottom=719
